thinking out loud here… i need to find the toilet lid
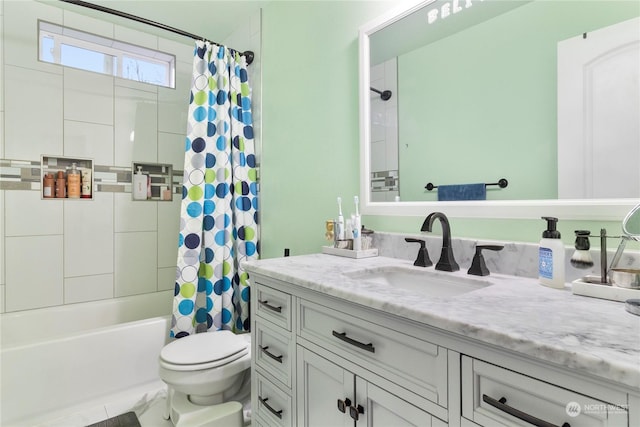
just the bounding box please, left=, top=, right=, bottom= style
left=160, top=330, right=248, bottom=366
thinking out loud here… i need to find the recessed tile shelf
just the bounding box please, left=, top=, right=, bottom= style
left=132, top=162, right=174, bottom=201
left=41, top=155, right=94, bottom=200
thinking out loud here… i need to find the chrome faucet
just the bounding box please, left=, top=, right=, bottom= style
left=421, top=212, right=459, bottom=272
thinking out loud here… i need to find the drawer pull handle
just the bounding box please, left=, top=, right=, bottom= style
left=482, top=394, right=570, bottom=427
left=259, top=396, right=283, bottom=419
left=259, top=300, right=282, bottom=313
left=259, top=345, right=283, bottom=363
left=337, top=398, right=351, bottom=413
left=332, top=330, right=375, bottom=353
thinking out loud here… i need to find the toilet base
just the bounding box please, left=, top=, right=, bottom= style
left=167, top=390, right=243, bottom=427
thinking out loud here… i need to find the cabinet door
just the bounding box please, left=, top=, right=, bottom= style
left=297, top=346, right=355, bottom=427
left=355, top=377, right=443, bottom=427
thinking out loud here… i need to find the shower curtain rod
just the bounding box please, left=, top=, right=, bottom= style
left=58, top=0, right=255, bottom=65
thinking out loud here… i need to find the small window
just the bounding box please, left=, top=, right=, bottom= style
left=38, top=21, right=175, bottom=88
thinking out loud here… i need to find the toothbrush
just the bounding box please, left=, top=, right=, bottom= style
left=337, top=197, right=345, bottom=240
left=353, top=196, right=362, bottom=251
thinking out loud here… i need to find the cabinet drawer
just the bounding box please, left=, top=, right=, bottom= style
left=298, top=299, right=448, bottom=407
left=256, top=284, right=292, bottom=331
left=462, top=356, right=628, bottom=427
left=255, top=373, right=293, bottom=427
left=255, top=320, right=294, bottom=389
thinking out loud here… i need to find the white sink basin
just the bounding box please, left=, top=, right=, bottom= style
left=344, top=266, right=491, bottom=298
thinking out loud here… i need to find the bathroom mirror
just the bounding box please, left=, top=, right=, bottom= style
left=359, top=0, right=640, bottom=219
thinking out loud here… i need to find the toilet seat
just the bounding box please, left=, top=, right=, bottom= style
left=160, top=331, right=249, bottom=371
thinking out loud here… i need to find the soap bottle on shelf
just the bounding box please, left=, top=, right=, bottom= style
left=162, top=186, right=172, bottom=201
left=67, top=163, right=81, bottom=199
left=43, top=173, right=55, bottom=198
left=539, top=216, right=565, bottom=289
left=81, top=168, right=92, bottom=198
left=132, top=166, right=148, bottom=200
left=55, top=171, right=66, bottom=198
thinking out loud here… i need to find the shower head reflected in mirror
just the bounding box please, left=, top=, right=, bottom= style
left=370, top=87, right=392, bottom=101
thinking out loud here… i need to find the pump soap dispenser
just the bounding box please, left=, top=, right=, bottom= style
left=539, top=216, right=566, bottom=289
left=133, top=166, right=148, bottom=200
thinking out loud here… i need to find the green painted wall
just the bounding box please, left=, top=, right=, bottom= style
left=260, top=1, right=638, bottom=259
left=260, top=1, right=400, bottom=258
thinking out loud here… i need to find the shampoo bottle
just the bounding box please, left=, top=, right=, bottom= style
left=133, top=166, right=148, bottom=200
left=539, top=216, right=565, bottom=289
left=43, top=173, right=55, bottom=198
left=67, top=163, right=81, bottom=199
left=55, top=171, right=66, bottom=198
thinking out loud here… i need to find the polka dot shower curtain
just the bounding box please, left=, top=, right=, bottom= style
left=171, top=42, right=259, bottom=338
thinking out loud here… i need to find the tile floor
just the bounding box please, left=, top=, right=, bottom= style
left=30, top=381, right=172, bottom=427
left=25, top=381, right=252, bottom=427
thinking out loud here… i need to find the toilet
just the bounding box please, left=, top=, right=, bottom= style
left=159, top=330, right=252, bottom=427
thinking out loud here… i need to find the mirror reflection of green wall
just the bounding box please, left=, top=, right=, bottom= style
left=397, top=1, right=639, bottom=201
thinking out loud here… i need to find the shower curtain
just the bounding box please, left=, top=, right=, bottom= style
left=171, top=41, right=259, bottom=338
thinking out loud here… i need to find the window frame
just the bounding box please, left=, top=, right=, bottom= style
left=38, top=20, right=176, bottom=89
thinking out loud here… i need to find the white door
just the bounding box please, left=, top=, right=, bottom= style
left=557, top=17, right=640, bottom=199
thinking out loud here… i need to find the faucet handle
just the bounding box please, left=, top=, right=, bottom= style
left=467, top=245, right=504, bottom=276
left=405, top=238, right=433, bottom=267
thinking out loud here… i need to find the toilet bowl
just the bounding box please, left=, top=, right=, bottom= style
left=159, top=330, right=252, bottom=427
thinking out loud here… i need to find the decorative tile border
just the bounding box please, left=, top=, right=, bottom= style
left=371, top=169, right=398, bottom=192
left=0, top=158, right=183, bottom=195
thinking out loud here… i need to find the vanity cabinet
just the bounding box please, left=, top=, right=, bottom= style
left=461, top=356, right=630, bottom=427
left=297, top=346, right=444, bottom=426
left=249, top=271, right=638, bottom=427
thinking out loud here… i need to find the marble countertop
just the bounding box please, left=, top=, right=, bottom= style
left=244, top=253, right=640, bottom=389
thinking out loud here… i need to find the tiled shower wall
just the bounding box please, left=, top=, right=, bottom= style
left=0, top=0, right=262, bottom=314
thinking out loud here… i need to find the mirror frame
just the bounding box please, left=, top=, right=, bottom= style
left=358, top=0, right=637, bottom=221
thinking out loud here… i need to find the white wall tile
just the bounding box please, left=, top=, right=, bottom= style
left=114, top=87, right=158, bottom=166
left=62, top=10, right=114, bottom=39
left=1, top=18, right=4, bottom=114
left=64, top=192, right=114, bottom=278
left=5, top=235, right=64, bottom=311
left=158, top=38, right=193, bottom=65
left=0, top=190, right=4, bottom=286
left=5, top=190, right=63, bottom=236
left=64, top=273, right=113, bottom=304
left=114, top=192, right=157, bottom=232
left=3, top=0, right=62, bottom=72
left=0, top=112, right=4, bottom=158
left=158, top=131, right=185, bottom=171
left=114, top=25, right=157, bottom=50
left=115, top=231, right=157, bottom=297
left=158, top=60, right=190, bottom=134
left=64, top=120, right=114, bottom=166
left=158, top=196, right=180, bottom=268
left=64, top=68, right=114, bottom=125
left=114, top=76, right=160, bottom=93
left=4, top=66, right=63, bottom=160
left=0, top=285, right=5, bottom=314
left=158, top=267, right=176, bottom=292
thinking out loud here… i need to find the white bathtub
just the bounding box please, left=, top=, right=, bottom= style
left=0, top=292, right=174, bottom=426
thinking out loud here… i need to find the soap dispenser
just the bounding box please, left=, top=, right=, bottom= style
left=539, top=216, right=565, bottom=289
left=132, top=166, right=148, bottom=200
